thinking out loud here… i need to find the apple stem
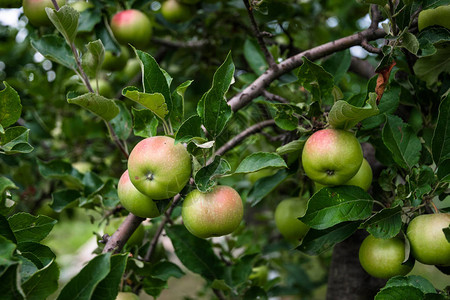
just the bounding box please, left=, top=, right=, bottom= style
left=430, top=201, right=439, bottom=214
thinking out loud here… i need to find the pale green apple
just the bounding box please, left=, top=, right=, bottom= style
left=182, top=186, right=244, bottom=238
left=102, top=46, right=130, bottom=72
left=23, top=0, right=65, bottom=26
left=359, top=235, right=413, bottom=279
left=301, top=129, right=363, bottom=186
left=274, top=197, right=309, bottom=243
left=407, top=213, right=450, bottom=266
left=128, top=136, right=192, bottom=200
left=161, top=0, right=193, bottom=23
left=115, top=292, right=140, bottom=300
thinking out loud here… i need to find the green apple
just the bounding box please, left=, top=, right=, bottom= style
left=161, top=0, right=193, bottom=23
left=110, top=9, right=152, bottom=49
left=301, top=129, right=363, bottom=186
left=118, top=170, right=164, bottom=219
left=70, top=0, right=93, bottom=12
left=315, top=158, right=372, bottom=191
left=246, top=168, right=277, bottom=184
left=406, top=213, right=450, bottom=266
left=104, top=217, right=145, bottom=247
left=128, top=136, right=192, bottom=200
left=102, top=46, right=130, bottom=72
left=76, top=79, right=114, bottom=98
left=274, top=197, right=309, bottom=243
left=115, top=292, right=140, bottom=300
left=23, top=0, right=65, bottom=26
left=418, top=5, right=450, bottom=31
left=182, top=186, right=244, bottom=238
left=123, top=58, right=141, bottom=79
left=359, top=235, right=414, bottom=279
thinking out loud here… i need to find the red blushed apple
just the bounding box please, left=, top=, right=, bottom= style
left=118, top=170, right=163, bottom=218
left=407, top=213, right=450, bottom=266
left=181, top=186, right=244, bottom=239
left=110, top=9, right=152, bottom=49
left=128, top=136, right=192, bottom=200
left=301, top=128, right=363, bottom=186
left=23, top=0, right=65, bottom=26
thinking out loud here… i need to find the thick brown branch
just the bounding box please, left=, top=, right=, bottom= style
left=228, top=28, right=386, bottom=112
left=243, top=0, right=277, bottom=68
left=349, top=57, right=376, bottom=79
left=102, top=213, right=145, bottom=253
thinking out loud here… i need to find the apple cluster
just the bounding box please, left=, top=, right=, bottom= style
left=117, top=136, right=244, bottom=240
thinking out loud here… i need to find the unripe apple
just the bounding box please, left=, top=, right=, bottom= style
left=359, top=235, right=413, bottom=279
left=161, top=0, right=193, bottom=23
left=246, top=168, right=277, bottom=184
left=110, top=9, right=152, bottom=49
left=128, top=136, right=192, bottom=200
left=182, top=186, right=244, bottom=238
left=274, top=197, right=309, bottom=243
left=70, top=0, right=93, bottom=12
left=118, top=170, right=164, bottom=219
left=301, top=129, right=363, bottom=186
left=315, top=158, right=372, bottom=191
left=418, top=5, right=450, bottom=31
left=406, top=213, right=450, bottom=266
left=23, top=0, right=65, bottom=27
left=76, top=79, right=114, bottom=98
left=115, top=291, right=140, bottom=300
left=123, top=58, right=141, bottom=79
left=104, top=217, right=145, bottom=247
left=102, top=46, right=130, bottom=72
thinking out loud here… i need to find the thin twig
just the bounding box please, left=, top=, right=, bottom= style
left=262, top=90, right=289, bottom=103
left=227, top=27, right=386, bottom=112
left=151, top=37, right=208, bottom=49
left=361, top=39, right=382, bottom=54
left=243, top=0, right=277, bottom=68
left=213, top=288, right=227, bottom=300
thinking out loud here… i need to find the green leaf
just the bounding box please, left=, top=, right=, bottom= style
left=247, top=169, right=289, bottom=207
left=417, top=27, right=450, bottom=57
left=382, top=115, right=422, bottom=169
left=37, top=159, right=84, bottom=190
left=321, top=50, right=352, bottom=84
left=122, top=87, right=168, bottom=120
left=0, top=235, right=16, bottom=266
left=231, top=254, right=258, bottom=287
left=297, top=221, right=361, bottom=255
left=91, top=253, right=128, bottom=300
left=362, top=206, right=402, bottom=239
left=94, top=19, right=120, bottom=53
left=299, top=186, right=373, bottom=230
left=67, top=92, right=120, bottom=122
left=131, top=107, right=158, bottom=138
left=194, top=156, right=231, bottom=192
left=81, top=40, right=104, bottom=79
left=82, top=172, right=103, bottom=196
left=432, top=95, right=450, bottom=165
left=0, top=215, right=16, bottom=243
left=328, top=93, right=379, bottom=130
left=375, top=275, right=438, bottom=300
left=8, top=213, right=56, bottom=243
left=413, top=47, right=450, bottom=87
left=175, top=115, right=203, bottom=144
left=77, top=5, right=101, bottom=33
left=0, top=263, right=25, bottom=300
left=31, top=35, right=77, bottom=70
left=276, top=138, right=306, bottom=155
left=362, top=0, right=387, bottom=5
left=437, top=159, right=450, bottom=182
left=134, top=49, right=172, bottom=116
left=46, top=5, right=79, bottom=44
left=0, top=126, right=34, bottom=154
left=197, top=52, right=234, bottom=138
left=150, top=261, right=185, bottom=281
left=166, top=225, right=225, bottom=282
left=56, top=253, right=111, bottom=300
left=142, top=277, right=167, bottom=298
left=22, top=260, right=59, bottom=300
left=297, top=57, right=334, bottom=104
left=398, top=30, right=419, bottom=55
left=17, top=242, right=55, bottom=269
left=110, top=101, right=132, bottom=141
left=170, top=80, right=192, bottom=131
left=234, top=152, right=287, bottom=174
left=0, top=177, right=18, bottom=198
left=0, top=82, right=21, bottom=129
left=244, top=39, right=268, bottom=75
left=361, top=85, right=401, bottom=130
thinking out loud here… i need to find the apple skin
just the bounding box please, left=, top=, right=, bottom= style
left=70, top=1, right=93, bottom=12
left=102, top=46, right=130, bottom=72
left=161, top=0, right=193, bottom=23
left=128, top=136, right=192, bottom=200
left=118, top=170, right=163, bottom=219
left=123, top=58, right=141, bottom=79
left=274, top=197, right=309, bottom=243
left=406, top=213, right=450, bottom=266
left=115, top=292, right=140, bottom=300
left=359, top=235, right=414, bottom=279
left=181, top=186, right=244, bottom=239
left=23, top=0, right=65, bottom=27
left=104, top=217, right=145, bottom=247
left=110, top=9, right=152, bottom=49
left=418, top=5, right=450, bottom=31
left=315, top=158, right=372, bottom=191
left=301, top=129, right=363, bottom=186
